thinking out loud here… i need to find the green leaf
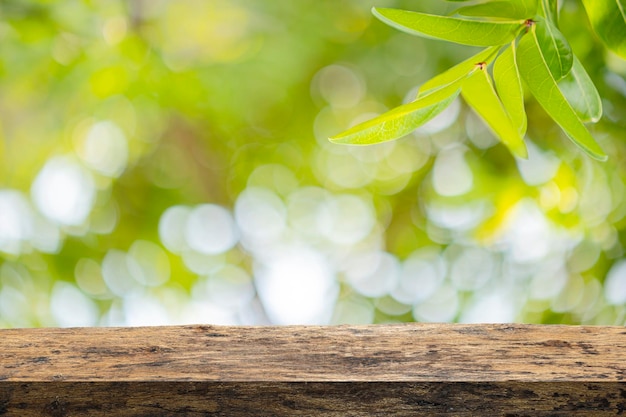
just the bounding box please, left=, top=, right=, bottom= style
left=330, top=82, right=461, bottom=145
left=533, top=15, right=573, bottom=80
left=456, top=0, right=538, bottom=19
left=558, top=56, right=602, bottom=123
left=581, top=0, right=626, bottom=59
left=372, top=7, right=525, bottom=46
left=418, top=46, right=500, bottom=97
left=462, top=64, right=528, bottom=158
left=493, top=42, right=527, bottom=135
left=517, top=23, right=607, bottom=161
left=539, top=0, right=558, bottom=26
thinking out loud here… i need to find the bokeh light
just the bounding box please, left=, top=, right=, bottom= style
left=31, top=157, right=96, bottom=228
left=1, top=0, right=626, bottom=327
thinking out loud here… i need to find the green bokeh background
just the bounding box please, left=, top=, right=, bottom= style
left=1, top=0, right=626, bottom=327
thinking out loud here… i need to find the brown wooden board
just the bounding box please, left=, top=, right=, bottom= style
left=1, top=324, right=625, bottom=415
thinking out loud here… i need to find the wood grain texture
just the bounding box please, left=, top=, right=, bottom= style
left=1, top=323, right=625, bottom=415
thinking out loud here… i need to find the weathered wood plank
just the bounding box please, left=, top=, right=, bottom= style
left=1, top=382, right=626, bottom=416
left=1, top=324, right=625, bottom=415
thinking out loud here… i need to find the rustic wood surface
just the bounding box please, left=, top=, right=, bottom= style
left=1, top=323, right=625, bottom=415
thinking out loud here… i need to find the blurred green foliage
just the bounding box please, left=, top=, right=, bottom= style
left=1, top=0, right=626, bottom=327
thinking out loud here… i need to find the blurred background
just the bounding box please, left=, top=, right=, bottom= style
left=1, top=0, right=626, bottom=327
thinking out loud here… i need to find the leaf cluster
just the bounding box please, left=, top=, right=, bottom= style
left=330, top=0, right=626, bottom=161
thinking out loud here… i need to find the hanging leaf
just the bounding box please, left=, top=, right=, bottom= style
left=558, top=56, right=602, bottom=123
left=456, top=0, right=538, bottom=20
left=517, top=23, right=606, bottom=161
left=329, top=81, right=461, bottom=145
left=372, top=7, right=525, bottom=46
left=581, top=0, right=626, bottom=59
left=493, top=42, right=527, bottom=135
left=418, top=46, right=500, bottom=97
left=462, top=63, right=528, bottom=158
left=533, top=16, right=573, bottom=80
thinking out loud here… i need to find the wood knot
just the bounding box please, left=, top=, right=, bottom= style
left=43, top=397, right=67, bottom=417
